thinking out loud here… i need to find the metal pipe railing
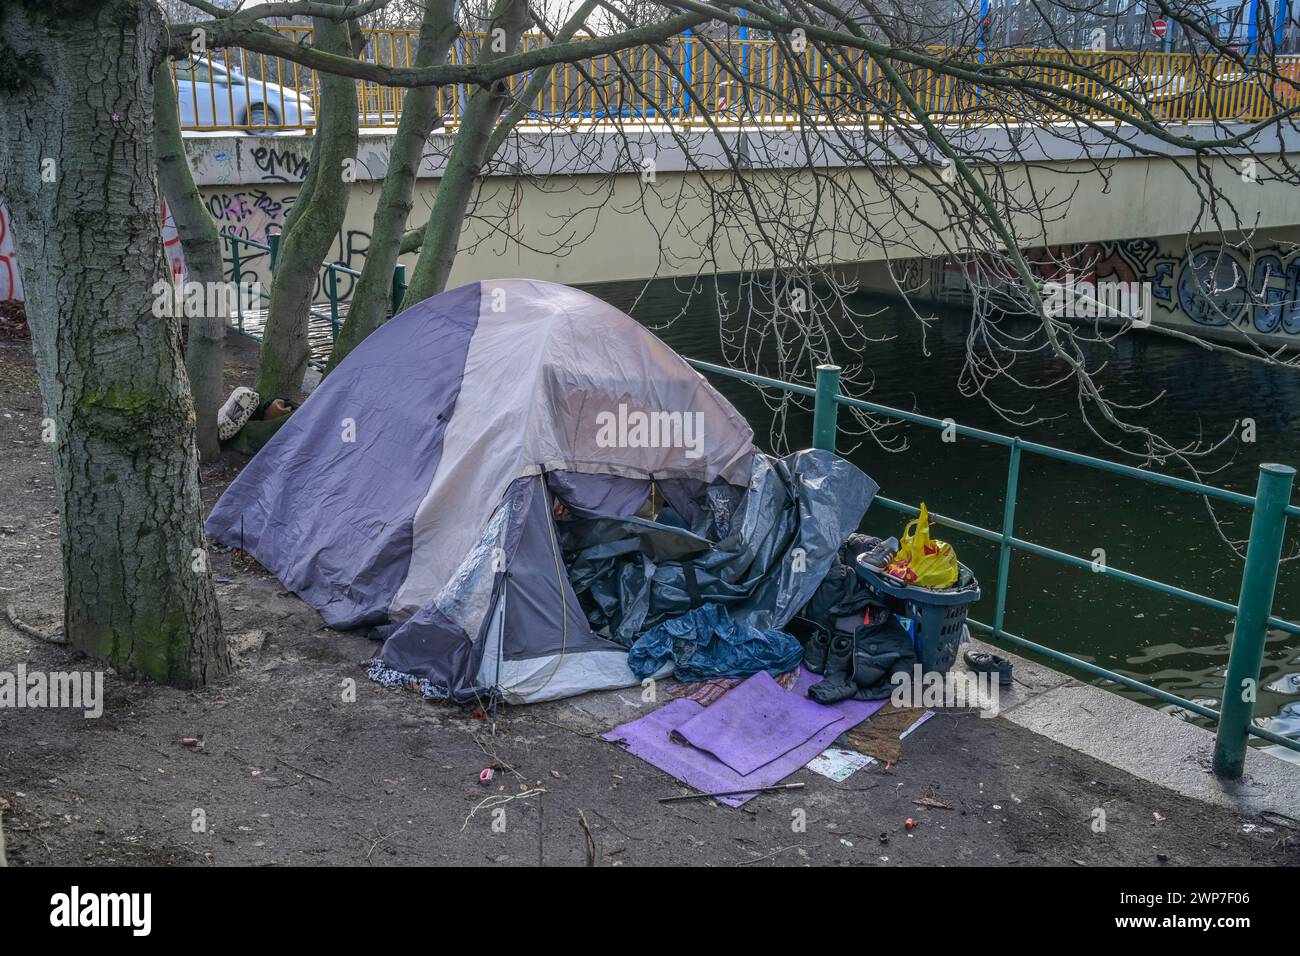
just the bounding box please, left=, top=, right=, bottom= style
left=220, top=233, right=406, bottom=368
left=685, top=358, right=1300, bottom=774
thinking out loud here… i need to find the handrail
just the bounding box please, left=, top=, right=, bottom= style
left=174, top=30, right=1300, bottom=131
left=682, top=357, right=1300, bottom=773
left=219, top=232, right=406, bottom=366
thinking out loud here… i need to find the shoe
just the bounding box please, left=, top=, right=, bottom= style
left=803, top=627, right=832, bottom=675
left=859, top=537, right=899, bottom=572
left=217, top=386, right=260, bottom=441
left=964, top=650, right=1013, bottom=688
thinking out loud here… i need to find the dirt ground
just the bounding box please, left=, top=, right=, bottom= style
left=1, top=333, right=1297, bottom=866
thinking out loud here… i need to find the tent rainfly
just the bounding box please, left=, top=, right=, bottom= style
left=206, top=279, right=875, bottom=703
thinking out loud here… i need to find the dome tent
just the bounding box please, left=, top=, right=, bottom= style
left=205, top=279, right=875, bottom=703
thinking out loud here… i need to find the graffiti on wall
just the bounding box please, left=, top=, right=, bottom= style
left=249, top=144, right=311, bottom=183
left=1061, top=238, right=1300, bottom=336
left=206, top=188, right=292, bottom=243
left=0, top=138, right=377, bottom=302
left=0, top=206, right=22, bottom=301
left=1, top=190, right=372, bottom=304
left=918, top=237, right=1300, bottom=337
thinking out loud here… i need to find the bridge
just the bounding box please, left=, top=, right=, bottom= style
left=6, top=32, right=1300, bottom=350
left=166, top=117, right=1300, bottom=352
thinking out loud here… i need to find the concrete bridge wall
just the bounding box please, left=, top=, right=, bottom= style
left=3, top=123, right=1298, bottom=345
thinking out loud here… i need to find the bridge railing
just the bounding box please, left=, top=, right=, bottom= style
left=174, top=29, right=1300, bottom=131
left=217, top=229, right=1300, bottom=777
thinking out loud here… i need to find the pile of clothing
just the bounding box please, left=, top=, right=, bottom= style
left=796, top=534, right=917, bottom=703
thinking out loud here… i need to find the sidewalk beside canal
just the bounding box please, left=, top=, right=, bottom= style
left=3, top=567, right=1297, bottom=866
left=2, top=336, right=1297, bottom=866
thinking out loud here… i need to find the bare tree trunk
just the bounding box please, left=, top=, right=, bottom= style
left=154, top=61, right=225, bottom=463
left=0, top=0, right=228, bottom=687
left=254, top=2, right=359, bottom=402
left=402, top=0, right=533, bottom=306
left=325, top=0, right=458, bottom=374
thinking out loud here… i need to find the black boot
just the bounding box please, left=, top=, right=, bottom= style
left=804, top=626, right=832, bottom=675
left=809, top=633, right=858, bottom=704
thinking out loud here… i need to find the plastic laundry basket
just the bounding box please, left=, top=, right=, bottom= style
left=855, top=557, right=981, bottom=674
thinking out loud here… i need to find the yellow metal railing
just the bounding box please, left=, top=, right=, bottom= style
left=171, top=29, right=1300, bottom=131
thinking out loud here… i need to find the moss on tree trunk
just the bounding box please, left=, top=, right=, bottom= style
left=0, top=0, right=228, bottom=687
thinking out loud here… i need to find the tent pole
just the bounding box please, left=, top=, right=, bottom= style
left=491, top=576, right=507, bottom=735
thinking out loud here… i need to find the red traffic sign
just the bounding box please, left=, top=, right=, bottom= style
left=1151, top=18, right=1168, bottom=38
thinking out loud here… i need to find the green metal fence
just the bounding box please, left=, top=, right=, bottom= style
left=218, top=230, right=1300, bottom=777
left=221, top=233, right=407, bottom=367
left=687, top=359, right=1300, bottom=778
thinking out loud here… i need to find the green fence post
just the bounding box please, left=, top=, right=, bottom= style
left=228, top=237, right=244, bottom=334
left=392, top=264, right=407, bottom=313
left=268, top=233, right=280, bottom=273
left=994, top=438, right=1023, bottom=634
left=1212, top=462, right=1295, bottom=778
left=326, top=265, right=340, bottom=341
left=812, top=364, right=841, bottom=452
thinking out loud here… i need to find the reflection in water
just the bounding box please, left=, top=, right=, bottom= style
left=582, top=277, right=1300, bottom=743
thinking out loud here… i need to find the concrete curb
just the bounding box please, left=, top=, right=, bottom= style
left=964, top=637, right=1300, bottom=819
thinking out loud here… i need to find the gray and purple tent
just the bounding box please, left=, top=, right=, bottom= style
left=206, top=279, right=875, bottom=703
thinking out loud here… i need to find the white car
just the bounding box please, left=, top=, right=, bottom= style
left=172, top=56, right=315, bottom=130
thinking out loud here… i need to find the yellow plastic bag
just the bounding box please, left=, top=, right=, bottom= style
left=883, top=503, right=958, bottom=589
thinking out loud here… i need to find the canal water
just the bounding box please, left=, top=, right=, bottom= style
left=583, top=277, right=1300, bottom=749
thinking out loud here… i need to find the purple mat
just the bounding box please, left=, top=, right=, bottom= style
left=672, top=671, right=840, bottom=776
left=603, top=667, right=888, bottom=806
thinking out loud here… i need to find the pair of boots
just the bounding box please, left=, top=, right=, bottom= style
left=803, top=616, right=916, bottom=704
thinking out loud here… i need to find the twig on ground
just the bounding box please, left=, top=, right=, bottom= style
left=737, top=844, right=808, bottom=866
left=275, top=756, right=335, bottom=784
left=577, top=809, right=598, bottom=866
left=659, top=782, right=805, bottom=803
left=361, top=827, right=398, bottom=863
left=587, top=809, right=645, bottom=841
left=462, top=787, right=546, bottom=832
left=4, top=605, right=66, bottom=644
left=913, top=796, right=955, bottom=810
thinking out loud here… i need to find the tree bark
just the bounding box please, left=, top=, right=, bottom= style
left=0, top=0, right=228, bottom=686
left=153, top=61, right=225, bottom=463
left=402, top=0, right=533, bottom=306
left=253, top=1, right=359, bottom=402
left=324, top=0, right=459, bottom=374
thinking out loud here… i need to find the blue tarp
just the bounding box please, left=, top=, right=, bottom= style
left=626, top=603, right=804, bottom=682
